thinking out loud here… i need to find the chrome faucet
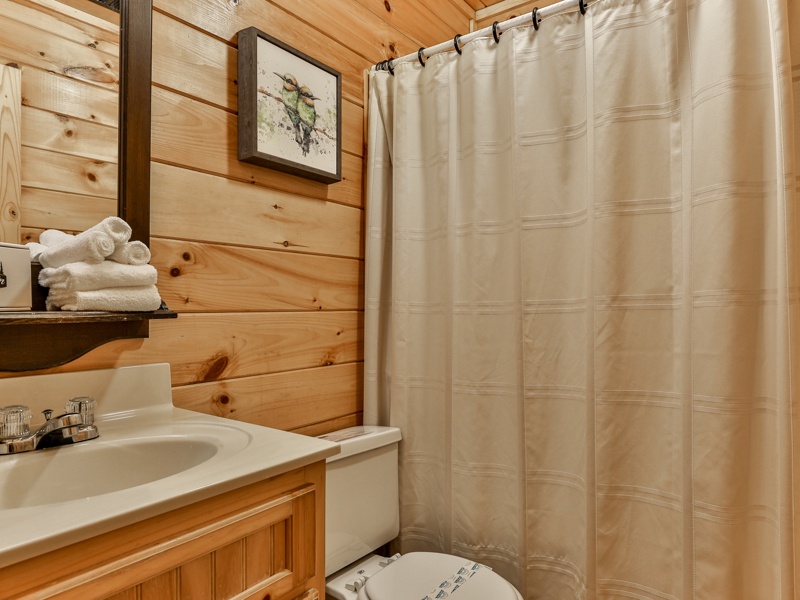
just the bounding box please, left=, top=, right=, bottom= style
left=0, top=397, right=99, bottom=455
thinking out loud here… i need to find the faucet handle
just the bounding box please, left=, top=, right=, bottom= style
left=65, top=396, right=96, bottom=425
left=0, top=405, right=32, bottom=438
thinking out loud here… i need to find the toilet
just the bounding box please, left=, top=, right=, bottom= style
left=319, top=426, right=523, bottom=600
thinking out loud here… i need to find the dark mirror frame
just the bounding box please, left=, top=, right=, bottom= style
left=118, top=0, right=152, bottom=244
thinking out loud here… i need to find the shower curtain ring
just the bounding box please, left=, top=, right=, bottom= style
left=532, top=7, right=540, bottom=30
left=379, top=60, right=386, bottom=71
left=418, top=47, right=427, bottom=67
left=492, top=21, right=502, bottom=43
left=579, top=0, right=586, bottom=14
left=387, top=59, right=394, bottom=75
left=454, top=34, right=463, bottom=55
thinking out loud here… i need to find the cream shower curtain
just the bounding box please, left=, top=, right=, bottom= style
left=365, top=0, right=800, bottom=598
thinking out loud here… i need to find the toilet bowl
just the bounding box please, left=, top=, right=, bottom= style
left=319, top=426, right=523, bottom=600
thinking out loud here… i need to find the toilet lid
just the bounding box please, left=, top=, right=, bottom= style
left=361, top=552, right=520, bottom=600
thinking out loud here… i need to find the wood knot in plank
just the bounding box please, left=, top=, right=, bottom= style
left=201, top=354, right=229, bottom=382
left=275, top=240, right=308, bottom=249
left=321, top=350, right=338, bottom=366
left=63, top=65, right=116, bottom=85
left=212, top=392, right=235, bottom=416
left=4, top=204, right=20, bottom=221
left=170, top=267, right=181, bottom=277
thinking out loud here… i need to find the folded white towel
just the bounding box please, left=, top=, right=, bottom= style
left=108, top=241, right=151, bottom=266
left=46, top=285, right=162, bottom=312
left=25, top=242, right=47, bottom=263
left=39, top=229, right=74, bottom=247
left=39, top=231, right=115, bottom=268
left=39, top=261, right=158, bottom=292
left=84, top=216, right=132, bottom=245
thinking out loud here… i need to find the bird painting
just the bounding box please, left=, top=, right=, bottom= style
left=297, top=85, right=319, bottom=155
left=244, top=30, right=340, bottom=183
left=273, top=72, right=304, bottom=147
left=272, top=73, right=320, bottom=156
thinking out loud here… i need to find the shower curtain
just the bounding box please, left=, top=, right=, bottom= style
left=364, top=0, right=799, bottom=598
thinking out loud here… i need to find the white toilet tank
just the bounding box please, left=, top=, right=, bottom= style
left=318, top=426, right=402, bottom=577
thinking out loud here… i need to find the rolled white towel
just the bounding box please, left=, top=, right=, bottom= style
left=46, top=285, right=162, bottom=312
left=39, top=229, right=74, bottom=247
left=38, top=231, right=115, bottom=268
left=42, top=218, right=133, bottom=247
left=84, top=216, right=132, bottom=245
left=25, top=242, right=48, bottom=263
left=108, top=240, right=151, bottom=265
left=39, top=261, right=158, bottom=292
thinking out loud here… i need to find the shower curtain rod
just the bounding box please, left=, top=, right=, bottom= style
left=374, top=0, right=591, bottom=72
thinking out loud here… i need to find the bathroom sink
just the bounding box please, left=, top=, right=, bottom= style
left=0, top=435, right=221, bottom=509
left=0, top=363, right=340, bottom=569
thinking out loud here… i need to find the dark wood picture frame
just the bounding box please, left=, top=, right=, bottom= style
left=237, top=27, right=342, bottom=185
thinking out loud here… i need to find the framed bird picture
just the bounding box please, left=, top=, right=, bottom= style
left=237, top=27, right=342, bottom=184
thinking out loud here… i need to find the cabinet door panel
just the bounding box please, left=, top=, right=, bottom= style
left=180, top=554, right=213, bottom=599
left=141, top=571, right=178, bottom=600
left=215, top=540, right=245, bottom=598
left=245, top=528, right=273, bottom=587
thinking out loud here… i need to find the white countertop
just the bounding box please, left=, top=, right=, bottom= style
left=0, top=363, right=340, bottom=568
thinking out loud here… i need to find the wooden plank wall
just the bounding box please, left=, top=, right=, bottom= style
left=0, top=0, right=473, bottom=437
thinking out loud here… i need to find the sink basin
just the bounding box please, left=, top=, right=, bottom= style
left=0, top=436, right=219, bottom=509
left=0, top=363, right=340, bottom=570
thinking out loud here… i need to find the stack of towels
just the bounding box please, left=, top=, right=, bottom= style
left=27, top=217, right=162, bottom=312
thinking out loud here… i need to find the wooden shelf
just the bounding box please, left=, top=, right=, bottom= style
left=0, top=307, right=176, bottom=324
left=0, top=308, right=177, bottom=372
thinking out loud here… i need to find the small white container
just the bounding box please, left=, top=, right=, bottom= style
left=0, top=242, right=32, bottom=311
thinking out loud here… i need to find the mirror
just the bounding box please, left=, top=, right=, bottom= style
left=0, top=0, right=152, bottom=245
left=0, top=0, right=171, bottom=373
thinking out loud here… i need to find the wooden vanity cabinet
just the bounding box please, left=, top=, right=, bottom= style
left=0, top=462, right=326, bottom=600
